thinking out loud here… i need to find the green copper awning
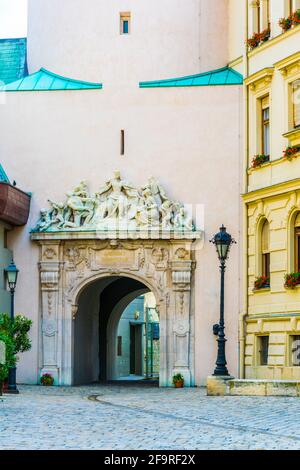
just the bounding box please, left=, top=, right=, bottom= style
left=139, top=66, right=243, bottom=88
left=0, top=164, right=10, bottom=183
left=0, top=68, right=103, bottom=92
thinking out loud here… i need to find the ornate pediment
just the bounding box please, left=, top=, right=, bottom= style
left=32, top=172, right=199, bottom=238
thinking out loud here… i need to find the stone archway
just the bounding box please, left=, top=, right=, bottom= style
left=32, top=235, right=199, bottom=386
left=31, top=173, right=202, bottom=387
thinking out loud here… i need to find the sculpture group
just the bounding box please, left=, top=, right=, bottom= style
left=35, top=171, right=194, bottom=232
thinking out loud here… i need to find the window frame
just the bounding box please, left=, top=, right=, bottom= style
left=120, top=12, right=131, bottom=35
left=289, top=334, right=300, bottom=366
left=257, top=335, right=270, bottom=366
left=261, top=96, right=270, bottom=156
left=261, top=219, right=270, bottom=279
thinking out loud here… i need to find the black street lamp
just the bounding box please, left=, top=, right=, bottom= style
left=210, top=225, right=236, bottom=377
left=4, top=259, right=19, bottom=394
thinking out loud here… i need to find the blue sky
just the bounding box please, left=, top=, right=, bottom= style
left=0, top=0, right=27, bottom=38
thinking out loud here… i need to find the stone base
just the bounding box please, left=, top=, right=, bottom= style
left=229, top=379, right=300, bottom=397
left=206, top=375, right=235, bottom=396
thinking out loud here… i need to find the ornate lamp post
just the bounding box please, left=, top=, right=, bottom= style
left=4, top=259, right=19, bottom=394
left=210, top=225, right=236, bottom=376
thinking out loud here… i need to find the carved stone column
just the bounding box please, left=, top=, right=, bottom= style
left=39, top=243, right=62, bottom=384
left=170, top=254, right=194, bottom=387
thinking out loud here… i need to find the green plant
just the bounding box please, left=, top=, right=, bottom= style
left=251, top=154, right=270, bottom=168
left=172, top=373, right=184, bottom=385
left=246, top=28, right=270, bottom=51
left=40, top=373, right=54, bottom=386
left=279, top=16, right=293, bottom=31
left=291, top=9, right=300, bottom=26
left=254, top=276, right=270, bottom=290
left=283, top=146, right=300, bottom=161
left=285, top=272, right=300, bottom=289
left=0, top=314, right=32, bottom=357
left=0, top=332, right=15, bottom=394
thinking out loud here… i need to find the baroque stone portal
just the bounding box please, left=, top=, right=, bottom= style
left=31, top=173, right=202, bottom=387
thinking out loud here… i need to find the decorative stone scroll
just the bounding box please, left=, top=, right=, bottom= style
left=33, top=171, right=194, bottom=233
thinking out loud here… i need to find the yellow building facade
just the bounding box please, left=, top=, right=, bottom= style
left=238, top=0, right=300, bottom=380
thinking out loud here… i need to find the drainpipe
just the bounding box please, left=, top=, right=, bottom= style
left=239, top=0, right=250, bottom=379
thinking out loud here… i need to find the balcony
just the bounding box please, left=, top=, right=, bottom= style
left=0, top=182, right=31, bottom=226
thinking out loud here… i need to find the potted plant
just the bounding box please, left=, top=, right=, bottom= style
left=254, top=276, right=270, bottom=290
left=40, top=373, right=54, bottom=386
left=279, top=16, right=293, bottom=32
left=285, top=272, right=300, bottom=289
left=172, top=373, right=184, bottom=388
left=260, top=28, right=271, bottom=43
left=246, top=32, right=261, bottom=50
left=283, top=146, right=300, bottom=161
left=251, top=154, right=270, bottom=168
left=291, top=9, right=300, bottom=26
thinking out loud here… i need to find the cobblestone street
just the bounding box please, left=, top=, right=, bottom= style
left=1, top=384, right=300, bottom=450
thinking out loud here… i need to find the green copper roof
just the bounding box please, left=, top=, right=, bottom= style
left=0, top=38, right=28, bottom=85
left=0, top=68, right=103, bottom=92
left=139, top=66, right=243, bottom=88
left=0, top=164, right=10, bottom=183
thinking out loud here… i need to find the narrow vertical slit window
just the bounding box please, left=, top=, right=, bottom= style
left=120, top=13, right=131, bottom=35
left=121, top=130, right=125, bottom=155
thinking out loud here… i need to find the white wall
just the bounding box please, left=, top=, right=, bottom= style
left=27, top=0, right=229, bottom=84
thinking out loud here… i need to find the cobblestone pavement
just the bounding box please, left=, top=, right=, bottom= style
left=1, top=384, right=300, bottom=450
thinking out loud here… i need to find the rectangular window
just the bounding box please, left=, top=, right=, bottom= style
left=261, top=95, right=270, bottom=155
left=120, top=12, right=131, bottom=34
left=293, top=80, right=300, bottom=128
left=258, top=336, right=269, bottom=365
left=290, top=335, right=300, bottom=366
left=117, top=336, right=122, bottom=356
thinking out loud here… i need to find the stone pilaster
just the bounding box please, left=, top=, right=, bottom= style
left=39, top=242, right=62, bottom=384
left=170, top=258, right=194, bottom=387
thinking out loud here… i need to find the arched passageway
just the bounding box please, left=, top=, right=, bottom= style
left=73, top=275, right=159, bottom=385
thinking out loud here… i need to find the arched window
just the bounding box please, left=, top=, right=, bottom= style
left=294, top=213, right=300, bottom=272
left=261, top=220, right=270, bottom=278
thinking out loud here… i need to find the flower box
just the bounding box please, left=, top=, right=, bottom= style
left=283, top=146, right=300, bottom=161
left=251, top=154, right=270, bottom=168
left=279, top=10, right=300, bottom=32
left=254, top=276, right=270, bottom=290
left=285, top=273, right=300, bottom=289
left=246, top=29, right=270, bottom=51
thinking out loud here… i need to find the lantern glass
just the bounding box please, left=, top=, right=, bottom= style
left=5, top=261, right=19, bottom=290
